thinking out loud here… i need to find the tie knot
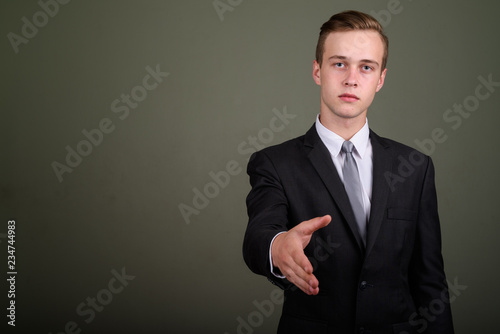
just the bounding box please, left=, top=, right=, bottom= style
left=342, top=141, right=354, bottom=154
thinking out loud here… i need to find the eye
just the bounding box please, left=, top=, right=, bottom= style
left=362, top=65, right=373, bottom=71
left=334, top=62, right=345, bottom=68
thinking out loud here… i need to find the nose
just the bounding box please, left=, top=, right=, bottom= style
left=343, top=69, right=358, bottom=87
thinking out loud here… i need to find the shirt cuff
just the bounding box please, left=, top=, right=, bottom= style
left=269, top=231, right=287, bottom=279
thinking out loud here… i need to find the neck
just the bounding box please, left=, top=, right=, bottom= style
left=319, top=111, right=367, bottom=141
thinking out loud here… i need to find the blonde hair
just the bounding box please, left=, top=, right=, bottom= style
left=315, top=10, right=389, bottom=69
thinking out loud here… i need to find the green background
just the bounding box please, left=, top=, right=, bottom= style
left=1, top=0, right=499, bottom=333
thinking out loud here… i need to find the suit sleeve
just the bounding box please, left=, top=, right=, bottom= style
left=409, top=157, right=454, bottom=333
left=243, top=151, right=292, bottom=289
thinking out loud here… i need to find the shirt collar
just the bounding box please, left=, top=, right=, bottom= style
left=315, top=114, right=370, bottom=159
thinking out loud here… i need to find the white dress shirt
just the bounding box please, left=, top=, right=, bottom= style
left=269, top=115, right=373, bottom=278
left=314, top=115, right=373, bottom=221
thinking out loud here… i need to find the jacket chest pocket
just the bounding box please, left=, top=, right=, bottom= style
left=381, top=207, right=418, bottom=257
left=387, top=207, right=417, bottom=222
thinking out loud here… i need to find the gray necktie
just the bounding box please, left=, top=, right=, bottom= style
left=341, top=141, right=366, bottom=244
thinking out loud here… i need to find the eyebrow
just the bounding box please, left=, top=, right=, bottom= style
left=328, top=55, right=380, bottom=67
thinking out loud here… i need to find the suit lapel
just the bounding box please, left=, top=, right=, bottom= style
left=365, top=130, right=392, bottom=258
left=304, top=125, right=365, bottom=252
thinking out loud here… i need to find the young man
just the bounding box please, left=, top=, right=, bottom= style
left=243, top=10, right=454, bottom=334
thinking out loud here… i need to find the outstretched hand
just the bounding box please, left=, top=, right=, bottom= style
left=271, top=215, right=331, bottom=295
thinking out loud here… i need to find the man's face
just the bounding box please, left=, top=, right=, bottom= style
left=313, top=30, right=387, bottom=123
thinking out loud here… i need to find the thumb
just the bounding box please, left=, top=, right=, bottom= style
left=298, top=215, right=331, bottom=236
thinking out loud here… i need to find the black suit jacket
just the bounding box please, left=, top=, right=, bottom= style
left=243, top=124, right=454, bottom=334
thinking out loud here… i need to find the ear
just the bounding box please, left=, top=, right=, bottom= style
left=375, top=68, right=387, bottom=92
left=312, top=60, right=321, bottom=85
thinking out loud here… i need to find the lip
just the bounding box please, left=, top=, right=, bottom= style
left=339, top=93, right=359, bottom=102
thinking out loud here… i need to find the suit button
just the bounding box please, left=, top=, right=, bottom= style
left=360, top=281, right=367, bottom=290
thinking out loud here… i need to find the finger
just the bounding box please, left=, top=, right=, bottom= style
left=289, top=251, right=319, bottom=288
left=281, top=248, right=312, bottom=276
left=284, top=261, right=318, bottom=295
left=288, top=272, right=319, bottom=295
left=290, top=275, right=316, bottom=295
left=298, top=215, right=331, bottom=236
left=294, top=249, right=315, bottom=275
